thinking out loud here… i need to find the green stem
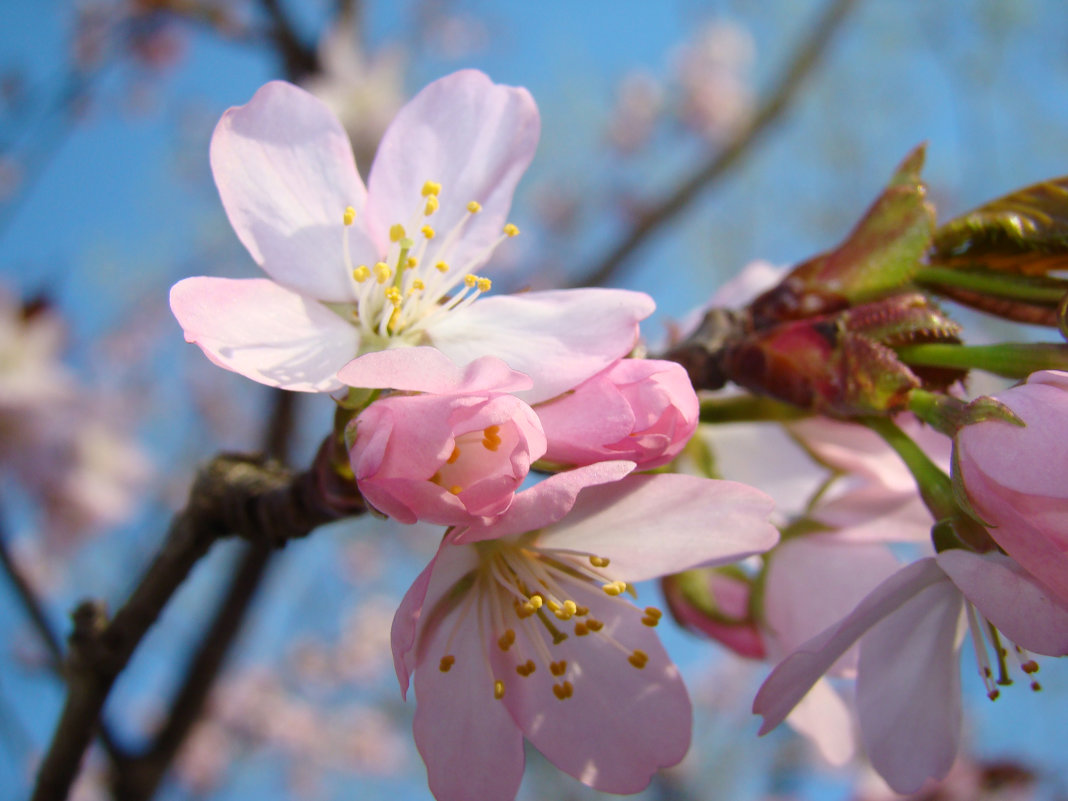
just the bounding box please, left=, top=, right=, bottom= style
left=700, top=395, right=809, bottom=425
left=895, top=342, right=1068, bottom=378
left=860, top=416, right=956, bottom=521
left=914, top=266, right=1068, bottom=304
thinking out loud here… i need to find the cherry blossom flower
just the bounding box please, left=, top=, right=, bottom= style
left=171, top=70, right=653, bottom=399
left=535, top=358, right=698, bottom=470
left=753, top=550, right=1068, bottom=793
left=955, top=370, right=1068, bottom=605
left=342, top=348, right=546, bottom=525
left=392, top=462, right=778, bottom=801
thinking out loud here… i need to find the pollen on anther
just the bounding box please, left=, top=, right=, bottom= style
left=374, top=262, right=392, bottom=284
left=503, top=223, right=519, bottom=237
left=603, top=581, right=626, bottom=596
left=497, top=629, right=516, bottom=651
left=586, top=618, right=604, bottom=632
left=589, top=556, right=611, bottom=568
left=550, top=660, right=567, bottom=676
left=435, top=261, right=450, bottom=273
left=552, top=681, right=573, bottom=700
left=424, top=196, right=439, bottom=215
left=1022, top=660, right=1040, bottom=674
left=421, top=181, right=442, bottom=197
left=494, top=680, right=506, bottom=700
left=516, top=660, right=536, bottom=676
left=476, top=277, right=492, bottom=292
left=446, top=446, right=461, bottom=464
left=410, top=279, right=426, bottom=292
left=406, top=256, right=418, bottom=269
left=449, top=485, right=463, bottom=495
left=464, top=274, right=478, bottom=288
left=389, top=223, right=406, bottom=242
left=421, top=225, right=435, bottom=239
left=527, top=594, right=544, bottom=610
left=439, top=655, right=455, bottom=673
left=352, top=265, right=370, bottom=283
left=467, top=200, right=482, bottom=213
left=628, top=649, right=649, bottom=669
left=574, top=622, right=589, bottom=636
left=343, top=206, right=356, bottom=226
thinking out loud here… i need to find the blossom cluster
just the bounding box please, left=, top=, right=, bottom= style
left=171, top=70, right=780, bottom=801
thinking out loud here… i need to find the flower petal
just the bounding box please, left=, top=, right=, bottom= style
left=857, top=573, right=964, bottom=794
left=763, top=538, right=901, bottom=672
left=427, top=289, right=656, bottom=403
left=451, top=460, right=636, bottom=544
left=210, top=81, right=376, bottom=302
left=392, top=555, right=437, bottom=700
left=535, top=474, right=778, bottom=582
left=366, top=69, right=539, bottom=272
left=497, top=580, right=691, bottom=793
left=753, top=558, right=947, bottom=735
left=169, top=277, right=359, bottom=392
left=412, top=544, right=525, bottom=801
left=937, top=549, right=1068, bottom=656
left=784, top=679, right=855, bottom=766
left=337, top=346, right=532, bottom=394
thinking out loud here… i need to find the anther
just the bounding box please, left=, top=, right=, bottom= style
left=405, top=256, right=418, bottom=269
left=464, top=274, right=478, bottom=288
left=552, top=681, right=573, bottom=700
left=352, top=265, right=370, bottom=283
left=374, top=262, right=392, bottom=284
left=603, top=581, right=626, bottom=596
left=389, top=223, right=406, bottom=242
left=574, top=622, right=589, bottom=636
left=421, top=181, right=441, bottom=197
left=476, top=277, right=492, bottom=292
left=439, top=655, right=455, bottom=673
left=628, top=650, right=649, bottom=669
left=421, top=225, right=436, bottom=239
left=503, top=223, right=519, bottom=237
left=641, top=606, right=662, bottom=627
left=449, top=485, right=463, bottom=495
left=586, top=619, right=604, bottom=632
left=497, top=629, right=516, bottom=651
left=494, top=680, right=505, bottom=700
left=424, top=196, right=439, bottom=215
left=1021, top=660, right=1040, bottom=674
left=410, top=279, right=425, bottom=291
left=574, top=605, right=589, bottom=617
left=1031, top=681, right=1043, bottom=692
left=446, top=446, right=461, bottom=465
left=550, top=660, right=567, bottom=676
left=516, top=660, right=536, bottom=677
left=435, top=261, right=449, bottom=273
left=589, top=556, right=610, bottom=568
left=466, top=201, right=482, bottom=213
left=988, top=688, right=1000, bottom=701
left=343, top=206, right=356, bottom=226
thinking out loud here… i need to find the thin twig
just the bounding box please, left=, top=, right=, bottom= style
left=570, top=0, right=860, bottom=289
left=0, top=509, right=64, bottom=669
left=259, top=0, right=320, bottom=80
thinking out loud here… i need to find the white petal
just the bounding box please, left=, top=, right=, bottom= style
left=785, top=679, right=855, bottom=766
left=169, top=277, right=359, bottom=392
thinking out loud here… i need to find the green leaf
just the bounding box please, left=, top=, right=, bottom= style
left=931, top=176, right=1068, bottom=275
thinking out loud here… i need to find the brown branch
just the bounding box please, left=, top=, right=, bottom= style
left=259, top=0, right=320, bottom=81
left=570, top=0, right=860, bottom=289
left=29, top=444, right=364, bottom=801
left=0, top=513, right=65, bottom=670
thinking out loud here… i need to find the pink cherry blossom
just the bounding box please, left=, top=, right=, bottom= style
left=392, top=462, right=778, bottom=801
left=344, top=349, right=546, bottom=525
left=170, top=71, right=654, bottom=399
left=955, top=370, right=1068, bottom=605
left=535, top=358, right=699, bottom=470
left=754, top=550, right=1068, bottom=794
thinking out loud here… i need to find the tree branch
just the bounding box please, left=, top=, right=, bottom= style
left=29, top=444, right=364, bottom=801
left=570, top=0, right=860, bottom=289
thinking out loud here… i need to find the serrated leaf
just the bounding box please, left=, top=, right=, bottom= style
left=931, top=176, right=1068, bottom=274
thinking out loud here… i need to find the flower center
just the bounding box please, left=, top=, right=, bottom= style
left=339, top=181, right=519, bottom=349
left=433, top=535, right=663, bottom=703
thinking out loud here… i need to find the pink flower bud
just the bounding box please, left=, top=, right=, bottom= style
left=956, top=370, right=1068, bottom=605
left=535, top=359, right=698, bottom=470
left=349, top=391, right=546, bottom=526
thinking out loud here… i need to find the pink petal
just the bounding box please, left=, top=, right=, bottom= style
left=366, top=70, right=539, bottom=272
left=169, top=277, right=359, bottom=392
left=337, top=346, right=531, bottom=394
left=535, top=474, right=778, bottom=582
left=857, top=573, right=964, bottom=794
left=210, top=81, right=376, bottom=302
left=412, top=544, right=525, bottom=801
left=497, top=580, right=691, bottom=793
left=937, top=550, right=1068, bottom=656
left=427, top=289, right=656, bottom=404
left=763, top=538, right=901, bottom=672
left=391, top=555, right=438, bottom=700
left=451, top=460, right=636, bottom=544
left=753, top=558, right=948, bottom=734
left=784, top=679, right=855, bottom=766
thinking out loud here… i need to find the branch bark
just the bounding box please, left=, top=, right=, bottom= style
left=29, top=445, right=364, bottom=801
left=570, top=0, right=860, bottom=289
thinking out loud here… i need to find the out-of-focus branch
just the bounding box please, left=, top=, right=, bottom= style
left=259, top=0, right=320, bottom=80
left=29, top=441, right=364, bottom=801
left=109, top=390, right=297, bottom=801
left=571, top=0, right=860, bottom=289
left=0, top=513, right=64, bottom=670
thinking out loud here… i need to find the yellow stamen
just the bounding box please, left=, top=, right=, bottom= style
left=406, top=256, right=418, bottom=269
left=449, top=485, right=463, bottom=495
left=424, top=195, right=440, bottom=215
left=374, top=262, right=392, bottom=284
left=446, top=446, right=461, bottom=465
left=352, top=265, right=370, bottom=283
left=421, top=181, right=441, bottom=197
left=439, top=655, right=455, bottom=673
left=464, top=274, right=478, bottom=287
left=494, top=680, right=505, bottom=700
left=503, top=223, right=519, bottom=237
left=421, top=225, right=436, bottom=239
left=603, top=580, right=626, bottom=596
left=476, top=277, right=492, bottom=292
left=589, top=556, right=611, bottom=568
left=552, top=681, right=573, bottom=700
left=497, top=629, right=516, bottom=651
left=516, top=660, right=536, bottom=677
left=550, top=660, right=567, bottom=676
left=389, top=223, right=406, bottom=242
left=467, top=200, right=482, bottom=213
left=628, top=649, right=649, bottom=669
left=343, top=206, right=356, bottom=226
left=436, top=261, right=450, bottom=273
left=410, top=279, right=426, bottom=291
